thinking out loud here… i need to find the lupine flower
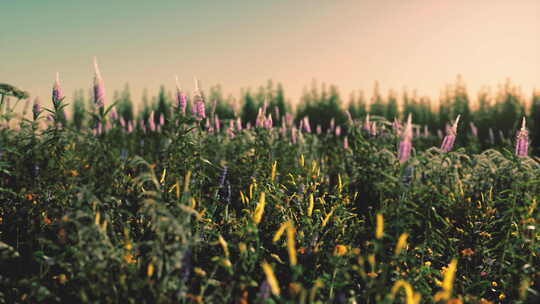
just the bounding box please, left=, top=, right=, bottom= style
left=415, top=127, right=420, bottom=138
left=119, top=117, right=126, bottom=128
left=343, top=136, right=349, bottom=149
left=52, top=72, right=64, bottom=107
left=110, top=108, right=118, bottom=121
left=93, top=57, right=106, bottom=110
left=32, top=98, right=41, bottom=120
left=236, top=117, right=242, bottom=131
left=345, top=110, right=353, bottom=124
left=193, top=77, right=206, bottom=120
left=274, top=107, right=280, bottom=122
left=302, top=116, right=311, bottom=133
left=392, top=117, right=402, bottom=134
left=330, top=118, right=335, bottom=132
left=285, top=113, right=294, bottom=127
left=175, top=76, right=187, bottom=115
left=264, top=114, right=273, bottom=129
left=127, top=121, right=134, bottom=133
left=335, top=125, right=341, bottom=136
left=515, top=117, right=528, bottom=157
left=159, top=113, right=165, bottom=127
left=398, top=114, right=413, bottom=163
left=364, top=114, right=371, bottom=133
left=440, top=115, right=460, bottom=152
left=470, top=122, right=478, bottom=137
left=370, top=121, right=377, bottom=136
left=316, top=124, right=321, bottom=134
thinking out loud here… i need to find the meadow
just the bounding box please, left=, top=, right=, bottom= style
left=0, top=70, right=539, bottom=303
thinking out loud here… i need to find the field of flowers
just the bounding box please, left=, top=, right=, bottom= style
left=0, top=65, right=539, bottom=303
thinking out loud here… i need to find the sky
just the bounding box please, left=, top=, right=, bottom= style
left=1, top=0, right=539, bottom=109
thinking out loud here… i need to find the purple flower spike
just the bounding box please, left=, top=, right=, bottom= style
left=193, top=77, right=206, bottom=120
left=515, top=117, right=529, bottom=157
left=93, top=57, right=106, bottom=109
left=398, top=114, right=413, bottom=163
left=440, top=115, right=460, bottom=152
left=52, top=72, right=65, bottom=106
left=33, top=98, right=41, bottom=120
left=175, top=76, right=187, bottom=115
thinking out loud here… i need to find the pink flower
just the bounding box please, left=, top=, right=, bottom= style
left=440, top=115, right=460, bottom=152
left=398, top=114, right=413, bottom=163
left=52, top=72, right=64, bottom=106
left=515, top=117, right=529, bottom=157
left=175, top=76, right=187, bottom=115
left=93, top=57, right=106, bottom=109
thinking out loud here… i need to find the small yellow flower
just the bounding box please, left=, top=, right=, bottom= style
left=147, top=263, right=155, bottom=277
left=491, top=281, right=498, bottom=287
left=334, top=245, right=347, bottom=256
left=253, top=192, right=266, bottom=225
left=499, top=293, right=506, bottom=300
left=425, top=261, right=432, bottom=267
left=194, top=267, right=207, bottom=277
left=375, top=213, right=384, bottom=239
left=395, top=233, right=409, bottom=255
left=461, top=248, right=475, bottom=256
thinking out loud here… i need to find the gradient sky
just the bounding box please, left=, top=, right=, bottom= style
left=1, top=0, right=539, bottom=109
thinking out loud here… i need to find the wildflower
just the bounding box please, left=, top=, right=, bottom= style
left=286, top=222, right=297, bottom=266
left=32, top=98, right=41, bottom=120
left=515, top=117, right=529, bottom=157
left=52, top=72, right=64, bottom=107
left=479, top=298, right=493, bottom=304
left=193, top=77, right=206, bottom=120
left=334, top=244, right=347, bottom=256
left=302, top=116, right=311, bottom=133
left=147, top=263, right=155, bottom=277
left=261, top=262, right=280, bottom=296
left=335, top=125, right=341, bottom=136
left=425, top=261, right=432, bottom=267
left=394, top=233, right=409, bottom=255
left=375, top=213, right=384, bottom=239
left=389, top=280, right=422, bottom=304
left=440, top=115, right=460, bottom=152
left=175, top=76, right=187, bottom=115
left=307, top=193, right=314, bottom=217
left=491, top=281, right=498, bottom=287
left=93, top=57, right=106, bottom=110
left=433, top=259, right=458, bottom=302
left=398, top=114, right=413, bottom=163
left=343, top=137, right=349, bottom=149
left=461, top=248, right=475, bottom=256
left=498, top=293, right=506, bottom=300
left=316, top=124, right=322, bottom=134
left=253, top=192, right=266, bottom=225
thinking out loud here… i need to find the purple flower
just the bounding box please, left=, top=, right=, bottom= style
left=175, top=76, right=187, bottom=115
left=32, top=98, right=41, bottom=120
left=398, top=114, right=413, bottom=163
left=52, top=72, right=65, bottom=107
left=93, top=57, right=106, bottom=109
left=515, top=117, right=529, bottom=157
left=440, top=115, right=460, bottom=152
left=363, top=114, right=371, bottom=133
